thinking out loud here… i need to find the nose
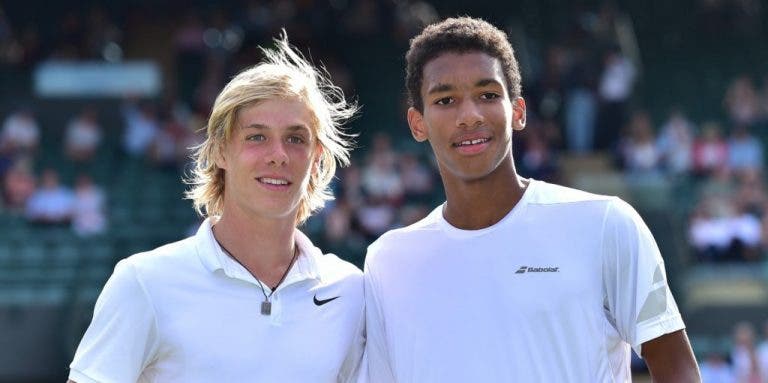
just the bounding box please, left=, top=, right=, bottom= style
left=265, top=141, right=289, bottom=166
left=456, top=99, right=484, bottom=128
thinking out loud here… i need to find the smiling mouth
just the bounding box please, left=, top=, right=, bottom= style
left=257, top=177, right=291, bottom=186
left=452, top=137, right=491, bottom=147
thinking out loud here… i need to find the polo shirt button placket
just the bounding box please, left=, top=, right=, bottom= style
left=269, top=293, right=282, bottom=325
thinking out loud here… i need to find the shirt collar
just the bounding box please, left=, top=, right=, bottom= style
left=194, top=217, right=322, bottom=285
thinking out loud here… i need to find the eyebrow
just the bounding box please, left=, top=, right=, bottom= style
left=426, top=78, right=504, bottom=95
left=242, top=124, right=311, bottom=133
left=475, top=78, right=504, bottom=88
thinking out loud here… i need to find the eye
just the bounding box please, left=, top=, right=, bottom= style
left=434, top=97, right=454, bottom=106
left=480, top=92, right=500, bottom=100
left=246, top=134, right=266, bottom=142
left=286, top=135, right=306, bottom=144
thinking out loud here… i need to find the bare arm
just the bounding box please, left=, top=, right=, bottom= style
left=641, top=329, right=701, bottom=383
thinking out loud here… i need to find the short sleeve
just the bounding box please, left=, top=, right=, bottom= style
left=69, top=259, right=160, bottom=383
left=601, top=198, right=685, bottom=356
left=363, top=243, right=397, bottom=383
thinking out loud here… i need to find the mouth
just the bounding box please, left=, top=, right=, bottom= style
left=452, top=137, right=492, bottom=147
left=451, top=136, right=492, bottom=155
left=256, top=177, right=292, bottom=189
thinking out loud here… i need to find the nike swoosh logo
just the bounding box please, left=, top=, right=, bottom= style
left=313, top=295, right=340, bottom=306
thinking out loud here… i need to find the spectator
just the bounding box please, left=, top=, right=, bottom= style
left=731, top=322, right=766, bottom=383
left=699, top=353, right=735, bottom=383
left=338, top=164, right=365, bottom=209
left=25, top=168, right=75, bottom=225
left=727, top=125, right=763, bottom=177
left=398, top=152, right=434, bottom=201
left=356, top=195, right=396, bottom=241
left=2, top=158, right=35, bottom=213
left=72, top=174, right=106, bottom=236
left=693, top=122, right=729, bottom=176
left=321, top=199, right=366, bottom=262
left=758, top=320, right=768, bottom=381
left=121, top=99, right=159, bottom=158
left=734, top=170, right=766, bottom=218
left=149, top=109, right=193, bottom=169
left=0, top=141, right=13, bottom=181
left=595, top=47, right=636, bottom=149
left=362, top=154, right=404, bottom=203
left=64, top=107, right=102, bottom=162
left=563, top=47, right=598, bottom=154
left=362, top=134, right=404, bottom=203
left=0, top=108, right=39, bottom=155
left=519, top=128, right=559, bottom=182
left=688, top=198, right=734, bottom=262
left=656, top=109, right=695, bottom=174
left=619, top=111, right=660, bottom=174
left=724, top=76, right=760, bottom=128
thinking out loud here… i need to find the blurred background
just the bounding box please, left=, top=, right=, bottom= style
left=0, top=0, right=766, bottom=381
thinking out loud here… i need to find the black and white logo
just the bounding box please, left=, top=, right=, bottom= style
left=313, top=295, right=340, bottom=306
left=515, top=266, right=559, bottom=274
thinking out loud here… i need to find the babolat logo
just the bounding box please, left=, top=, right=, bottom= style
left=515, top=266, right=559, bottom=274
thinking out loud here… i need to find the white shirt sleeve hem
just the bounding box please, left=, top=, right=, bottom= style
left=68, top=369, right=101, bottom=383
left=632, top=314, right=686, bottom=357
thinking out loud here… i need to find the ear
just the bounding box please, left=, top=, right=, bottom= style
left=407, top=107, right=428, bottom=142
left=214, top=145, right=228, bottom=170
left=512, top=97, right=527, bottom=131
left=312, top=144, right=324, bottom=172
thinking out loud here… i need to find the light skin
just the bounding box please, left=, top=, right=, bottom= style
left=408, top=51, right=700, bottom=382
left=68, top=98, right=325, bottom=383
left=213, top=97, right=320, bottom=288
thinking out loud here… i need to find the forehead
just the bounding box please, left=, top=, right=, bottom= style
left=235, top=97, right=316, bottom=132
left=421, top=51, right=505, bottom=93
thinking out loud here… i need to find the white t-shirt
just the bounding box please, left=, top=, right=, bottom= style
left=364, top=180, right=685, bottom=382
left=70, top=218, right=365, bottom=383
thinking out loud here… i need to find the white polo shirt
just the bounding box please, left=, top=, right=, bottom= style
left=70, top=218, right=365, bottom=383
left=364, top=180, right=685, bottom=382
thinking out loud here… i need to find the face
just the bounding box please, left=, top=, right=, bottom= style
left=408, top=51, right=525, bottom=183
left=217, top=98, right=319, bottom=222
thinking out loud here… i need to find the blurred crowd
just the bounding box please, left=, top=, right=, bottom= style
left=0, top=98, right=206, bottom=236
left=0, top=2, right=767, bottom=376
left=700, top=320, right=768, bottom=383
left=1, top=1, right=767, bottom=260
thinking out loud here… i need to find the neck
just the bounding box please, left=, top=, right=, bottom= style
left=441, top=157, right=528, bottom=230
left=212, top=206, right=298, bottom=287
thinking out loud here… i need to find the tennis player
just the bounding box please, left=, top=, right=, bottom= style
left=364, top=17, right=700, bottom=382
left=69, top=34, right=364, bottom=382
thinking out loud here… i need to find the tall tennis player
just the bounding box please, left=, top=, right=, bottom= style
left=364, top=17, right=700, bottom=382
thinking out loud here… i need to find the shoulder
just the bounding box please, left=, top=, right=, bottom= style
left=316, top=253, right=362, bottom=281
left=365, top=205, right=442, bottom=265
left=527, top=180, right=615, bottom=206
left=118, top=236, right=200, bottom=281
left=524, top=180, right=640, bottom=225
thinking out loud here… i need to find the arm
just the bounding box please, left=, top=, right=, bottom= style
left=642, top=330, right=701, bottom=383
left=601, top=199, right=695, bottom=379
left=68, top=260, right=159, bottom=383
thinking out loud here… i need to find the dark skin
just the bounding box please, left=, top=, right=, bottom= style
left=642, top=330, right=701, bottom=382
left=408, top=51, right=701, bottom=382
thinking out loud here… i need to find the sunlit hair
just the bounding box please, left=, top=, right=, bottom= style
left=185, top=32, right=358, bottom=225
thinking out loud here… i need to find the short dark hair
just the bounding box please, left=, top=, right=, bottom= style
left=405, top=17, right=522, bottom=112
